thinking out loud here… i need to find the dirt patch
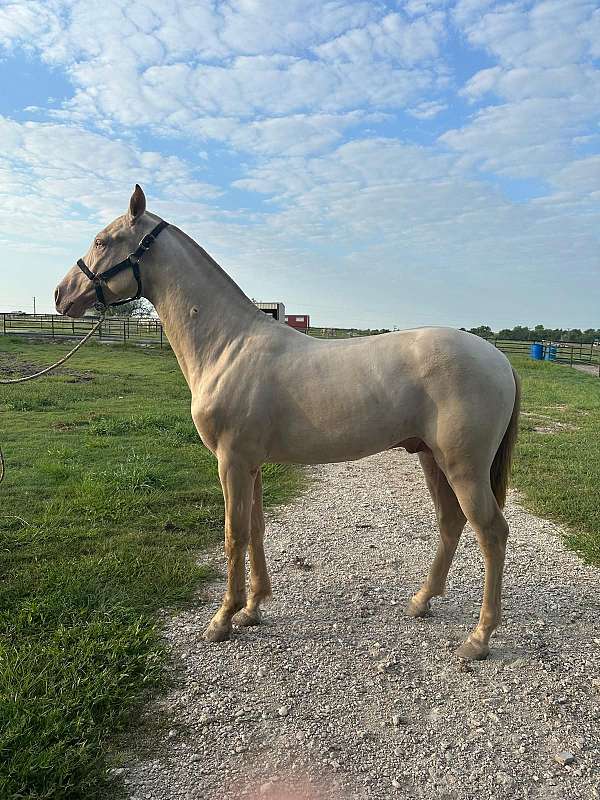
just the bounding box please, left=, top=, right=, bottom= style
left=0, top=354, right=94, bottom=382
left=52, top=421, right=88, bottom=432
left=521, top=411, right=578, bottom=434
left=572, top=364, right=600, bottom=377
left=532, top=424, right=575, bottom=435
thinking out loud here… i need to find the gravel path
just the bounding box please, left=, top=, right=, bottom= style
left=120, top=449, right=600, bottom=800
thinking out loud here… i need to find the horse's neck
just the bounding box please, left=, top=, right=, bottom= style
left=144, top=226, right=266, bottom=387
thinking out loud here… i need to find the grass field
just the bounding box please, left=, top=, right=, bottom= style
left=510, top=355, right=600, bottom=565
left=0, top=337, right=301, bottom=800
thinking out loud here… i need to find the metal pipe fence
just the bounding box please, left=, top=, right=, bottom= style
left=309, top=328, right=600, bottom=375
left=1, top=313, right=166, bottom=347
left=490, top=338, right=600, bottom=374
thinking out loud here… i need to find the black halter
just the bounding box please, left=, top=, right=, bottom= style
left=77, top=220, right=169, bottom=310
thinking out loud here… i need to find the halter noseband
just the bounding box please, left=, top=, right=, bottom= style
left=77, top=220, right=169, bottom=310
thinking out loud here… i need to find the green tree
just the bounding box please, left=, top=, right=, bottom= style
left=469, top=325, right=494, bottom=339
left=107, top=299, right=154, bottom=317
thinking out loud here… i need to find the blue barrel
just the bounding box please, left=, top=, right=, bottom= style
left=530, top=343, right=544, bottom=360
left=545, top=345, right=557, bottom=361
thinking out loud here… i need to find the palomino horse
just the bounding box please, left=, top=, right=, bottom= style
left=55, top=186, right=520, bottom=660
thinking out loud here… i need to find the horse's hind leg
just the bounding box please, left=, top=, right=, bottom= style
left=406, top=451, right=466, bottom=618
left=449, top=473, right=509, bottom=660
left=232, top=469, right=272, bottom=627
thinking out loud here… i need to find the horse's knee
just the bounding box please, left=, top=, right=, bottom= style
left=436, top=508, right=465, bottom=539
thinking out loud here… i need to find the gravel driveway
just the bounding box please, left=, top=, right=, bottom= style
left=120, top=449, right=600, bottom=800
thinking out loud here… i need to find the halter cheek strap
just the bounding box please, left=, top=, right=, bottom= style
left=77, top=219, right=169, bottom=310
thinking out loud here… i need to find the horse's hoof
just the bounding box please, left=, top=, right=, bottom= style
left=405, top=598, right=431, bottom=618
left=455, top=638, right=489, bottom=661
left=232, top=608, right=262, bottom=627
left=203, top=621, right=231, bottom=642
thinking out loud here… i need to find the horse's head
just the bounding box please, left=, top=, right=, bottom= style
left=55, top=185, right=154, bottom=317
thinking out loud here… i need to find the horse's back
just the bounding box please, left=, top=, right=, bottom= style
left=262, top=326, right=515, bottom=465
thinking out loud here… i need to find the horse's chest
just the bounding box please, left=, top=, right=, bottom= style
left=190, top=399, right=223, bottom=453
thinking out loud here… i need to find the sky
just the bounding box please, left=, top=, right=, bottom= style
left=0, top=0, right=598, bottom=330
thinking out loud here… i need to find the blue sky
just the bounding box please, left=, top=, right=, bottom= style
left=0, top=0, right=598, bottom=329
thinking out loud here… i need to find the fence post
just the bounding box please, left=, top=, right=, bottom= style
left=123, top=321, right=127, bottom=344
left=2, top=314, right=5, bottom=336
left=160, top=324, right=163, bottom=349
left=51, top=316, right=54, bottom=340
left=570, top=347, right=573, bottom=367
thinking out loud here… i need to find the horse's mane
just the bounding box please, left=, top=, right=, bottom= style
left=147, top=212, right=260, bottom=312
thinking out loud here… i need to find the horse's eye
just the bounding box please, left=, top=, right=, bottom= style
left=94, top=239, right=104, bottom=248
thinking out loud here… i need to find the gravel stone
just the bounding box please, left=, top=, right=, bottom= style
left=118, top=450, right=600, bottom=800
left=554, top=751, right=576, bottom=765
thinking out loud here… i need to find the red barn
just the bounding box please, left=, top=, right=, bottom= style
left=285, top=314, right=310, bottom=333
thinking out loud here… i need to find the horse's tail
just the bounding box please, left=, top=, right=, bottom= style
left=490, top=367, right=521, bottom=509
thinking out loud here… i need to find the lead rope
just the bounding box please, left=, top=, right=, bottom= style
left=0, top=313, right=106, bottom=484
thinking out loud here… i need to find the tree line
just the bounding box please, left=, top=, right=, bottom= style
left=463, top=325, right=600, bottom=343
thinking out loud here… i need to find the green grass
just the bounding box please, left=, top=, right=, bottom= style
left=0, top=337, right=302, bottom=800
left=511, top=355, right=600, bottom=565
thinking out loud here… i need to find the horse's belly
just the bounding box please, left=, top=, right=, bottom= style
left=267, top=409, right=420, bottom=465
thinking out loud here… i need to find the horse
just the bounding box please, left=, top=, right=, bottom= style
left=55, top=185, right=520, bottom=660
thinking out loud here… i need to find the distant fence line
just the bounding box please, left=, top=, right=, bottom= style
left=311, top=328, right=600, bottom=375
left=489, top=337, right=600, bottom=371
left=1, top=313, right=167, bottom=347
left=1, top=314, right=599, bottom=375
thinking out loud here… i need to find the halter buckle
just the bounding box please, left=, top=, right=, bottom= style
left=138, top=233, right=156, bottom=251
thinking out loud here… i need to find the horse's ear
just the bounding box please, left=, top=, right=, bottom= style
left=128, top=184, right=146, bottom=223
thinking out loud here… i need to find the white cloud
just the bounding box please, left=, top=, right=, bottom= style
left=218, top=0, right=379, bottom=55
left=440, top=92, right=600, bottom=178
left=0, top=116, right=220, bottom=247
left=314, top=10, right=447, bottom=64
left=445, top=0, right=600, bottom=180
left=62, top=52, right=438, bottom=138
left=452, top=0, right=494, bottom=27
left=545, top=154, right=600, bottom=203
left=0, top=1, right=445, bottom=155
left=407, top=99, right=447, bottom=118
left=0, top=1, right=60, bottom=50
left=227, top=112, right=383, bottom=157
left=459, top=0, right=597, bottom=68
left=405, top=0, right=449, bottom=17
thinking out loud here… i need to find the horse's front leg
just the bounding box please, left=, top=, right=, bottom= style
left=233, top=468, right=271, bottom=627
left=204, top=457, right=255, bottom=643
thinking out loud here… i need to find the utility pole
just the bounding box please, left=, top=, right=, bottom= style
left=33, top=296, right=36, bottom=315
